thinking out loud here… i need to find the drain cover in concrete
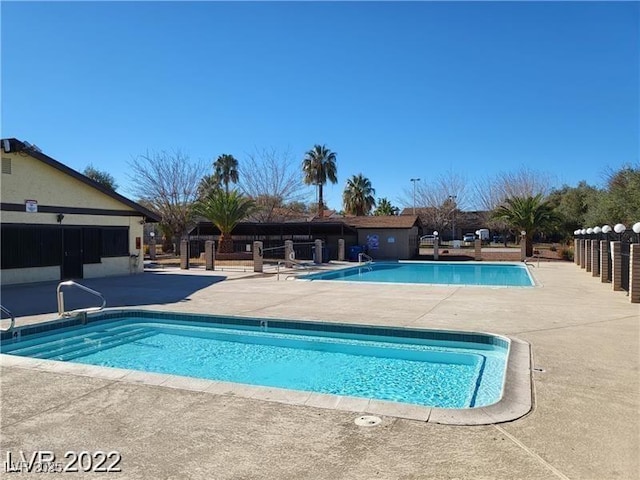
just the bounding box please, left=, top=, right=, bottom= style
left=355, top=415, right=382, bottom=427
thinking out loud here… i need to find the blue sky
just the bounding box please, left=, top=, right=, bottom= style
left=2, top=1, right=638, bottom=211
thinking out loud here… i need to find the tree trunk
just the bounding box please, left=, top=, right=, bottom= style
left=526, top=238, right=534, bottom=257
left=318, top=184, right=324, bottom=218
left=173, top=234, right=181, bottom=255
left=218, top=233, right=234, bottom=254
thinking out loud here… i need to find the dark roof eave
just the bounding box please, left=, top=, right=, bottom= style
left=2, top=138, right=160, bottom=222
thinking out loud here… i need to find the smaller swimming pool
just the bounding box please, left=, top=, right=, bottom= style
left=303, top=261, right=534, bottom=287
left=1, top=311, right=509, bottom=409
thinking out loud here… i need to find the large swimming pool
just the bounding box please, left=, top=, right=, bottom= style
left=303, top=261, right=534, bottom=287
left=1, top=311, right=509, bottom=409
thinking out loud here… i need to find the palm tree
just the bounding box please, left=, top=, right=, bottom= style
left=302, top=144, right=338, bottom=217
left=492, top=194, right=560, bottom=256
left=195, top=189, right=256, bottom=254
left=374, top=197, right=399, bottom=216
left=343, top=174, right=376, bottom=216
left=214, top=154, right=239, bottom=194
left=197, top=173, right=222, bottom=200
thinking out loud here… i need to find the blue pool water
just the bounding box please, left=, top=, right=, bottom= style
left=304, top=261, right=534, bottom=286
left=1, top=314, right=509, bottom=408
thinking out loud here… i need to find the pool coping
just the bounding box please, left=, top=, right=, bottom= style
left=0, top=313, right=533, bottom=426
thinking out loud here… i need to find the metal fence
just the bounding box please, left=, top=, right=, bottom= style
left=189, top=235, right=346, bottom=262
left=186, top=236, right=338, bottom=271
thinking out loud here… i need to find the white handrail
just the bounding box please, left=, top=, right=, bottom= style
left=57, top=280, right=106, bottom=317
left=276, top=259, right=312, bottom=280
left=358, top=252, right=373, bottom=264
left=0, top=305, right=15, bottom=333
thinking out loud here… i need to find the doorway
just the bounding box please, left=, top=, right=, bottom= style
left=62, top=228, right=83, bottom=279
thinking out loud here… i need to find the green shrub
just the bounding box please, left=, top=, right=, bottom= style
left=560, top=247, right=574, bottom=262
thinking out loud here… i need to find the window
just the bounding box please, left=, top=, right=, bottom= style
left=101, top=228, right=129, bottom=257
left=83, top=228, right=102, bottom=264
left=2, top=157, right=11, bottom=174
left=0, top=225, right=61, bottom=269
left=1, top=225, right=130, bottom=269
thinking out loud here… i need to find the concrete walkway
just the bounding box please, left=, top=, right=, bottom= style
left=1, top=262, right=638, bottom=479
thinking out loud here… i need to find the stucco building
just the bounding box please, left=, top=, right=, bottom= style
left=340, top=215, right=422, bottom=260
left=1, top=138, right=158, bottom=285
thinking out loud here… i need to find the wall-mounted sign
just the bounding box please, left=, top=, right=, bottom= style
left=387, top=236, right=395, bottom=243
left=367, top=234, right=379, bottom=250
left=25, top=199, right=38, bottom=213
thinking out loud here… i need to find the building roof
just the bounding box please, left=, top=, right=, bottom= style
left=325, top=215, right=421, bottom=229
left=191, top=215, right=420, bottom=236
left=1, top=138, right=160, bottom=222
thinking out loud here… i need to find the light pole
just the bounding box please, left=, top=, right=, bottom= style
left=448, top=195, right=457, bottom=241
left=410, top=178, right=420, bottom=214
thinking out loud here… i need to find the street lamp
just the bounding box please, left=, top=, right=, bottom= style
left=632, top=222, right=640, bottom=243
left=410, top=178, right=420, bottom=215
left=448, top=195, right=457, bottom=241
left=614, top=223, right=626, bottom=241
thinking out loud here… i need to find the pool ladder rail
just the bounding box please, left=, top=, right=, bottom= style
left=276, top=258, right=313, bottom=281
left=57, top=280, right=107, bottom=318
left=0, top=304, right=16, bottom=333
left=358, top=252, right=373, bottom=264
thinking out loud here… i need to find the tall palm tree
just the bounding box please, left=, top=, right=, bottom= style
left=343, top=174, right=376, bottom=216
left=195, top=189, right=256, bottom=254
left=302, top=144, right=338, bottom=217
left=492, top=194, right=560, bottom=256
left=374, top=197, right=399, bottom=216
left=214, top=154, right=239, bottom=194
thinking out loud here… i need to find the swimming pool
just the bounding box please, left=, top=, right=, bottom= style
left=1, top=311, right=509, bottom=409
left=303, top=261, right=534, bottom=286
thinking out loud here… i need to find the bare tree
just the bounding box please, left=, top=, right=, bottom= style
left=399, top=171, right=469, bottom=235
left=474, top=167, right=555, bottom=210
left=238, top=147, right=310, bottom=222
left=472, top=166, right=556, bottom=244
left=128, top=150, right=206, bottom=254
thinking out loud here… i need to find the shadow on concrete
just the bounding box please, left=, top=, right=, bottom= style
left=0, top=271, right=226, bottom=318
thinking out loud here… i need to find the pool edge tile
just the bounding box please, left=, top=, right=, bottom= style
left=305, top=392, right=342, bottom=410
left=428, top=407, right=495, bottom=425
left=0, top=353, right=44, bottom=368
left=205, top=381, right=261, bottom=398
left=366, top=399, right=431, bottom=422
left=120, top=370, right=171, bottom=386
left=335, top=396, right=371, bottom=413
left=249, top=386, right=312, bottom=406
left=160, top=375, right=218, bottom=392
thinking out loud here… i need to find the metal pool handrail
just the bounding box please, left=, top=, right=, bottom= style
left=0, top=304, right=15, bottom=333
left=57, top=280, right=106, bottom=318
left=276, top=258, right=313, bottom=280
left=358, top=252, right=373, bottom=264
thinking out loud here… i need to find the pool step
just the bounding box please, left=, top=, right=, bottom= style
left=5, top=326, right=146, bottom=357
left=9, top=327, right=153, bottom=360
left=56, top=330, right=158, bottom=361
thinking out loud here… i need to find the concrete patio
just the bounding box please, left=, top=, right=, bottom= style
left=1, top=262, right=638, bottom=479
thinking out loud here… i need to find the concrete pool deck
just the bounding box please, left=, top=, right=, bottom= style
left=1, top=262, right=638, bottom=479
